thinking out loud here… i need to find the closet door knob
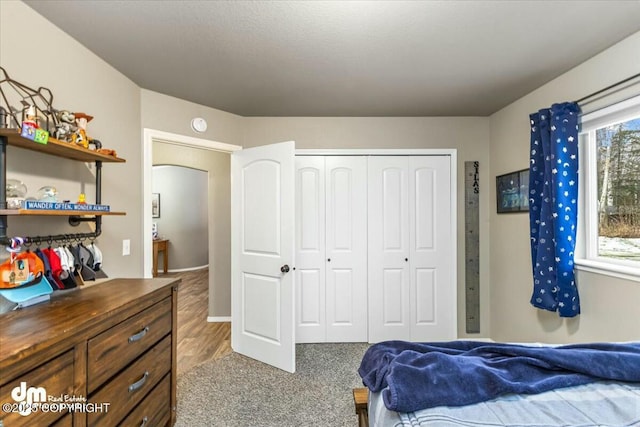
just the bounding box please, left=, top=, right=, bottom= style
left=327, top=258, right=331, bottom=262
left=405, top=258, right=408, bottom=262
left=280, top=264, right=290, bottom=273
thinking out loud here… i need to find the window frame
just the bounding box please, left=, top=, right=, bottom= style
left=576, top=94, right=640, bottom=282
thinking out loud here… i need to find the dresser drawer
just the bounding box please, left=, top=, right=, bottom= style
left=88, top=297, right=172, bottom=392
left=88, top=334, right=171, bottom=426
left=0, top=350, right=74, bottom=427
left=118, top=374, right=171, bottom=427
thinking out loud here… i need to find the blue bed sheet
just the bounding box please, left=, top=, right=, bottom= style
left=359, top=341, right=640, bottom=413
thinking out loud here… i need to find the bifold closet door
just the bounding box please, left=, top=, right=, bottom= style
left=325, top=156, right=367, bottom=342
left=295, top=156, right=326, bottom=343
left=368, top=156, right=455, bottom=343
left=295, top=156, right=367, bottom=343
left=368, top=156, right=411, bottom=342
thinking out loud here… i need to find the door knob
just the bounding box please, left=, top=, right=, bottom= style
left=280, top=264, right=290, bottom=273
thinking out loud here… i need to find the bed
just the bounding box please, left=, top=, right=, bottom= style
left=354, top=340, right=640, bottom=427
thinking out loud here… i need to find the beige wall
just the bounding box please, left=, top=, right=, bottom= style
left=242, top=117, right=492, bottom=338
left=1, top=1, right=143, bottom=277
left=489, top=31, right=640, bottom=343
left=141, top=90, right=243, bottom=146
left=140, top=90, right=242, bottom=318
left=152, top=143, right=231, bottom=318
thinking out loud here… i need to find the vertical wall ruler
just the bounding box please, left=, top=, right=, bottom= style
left=464, top=161, right=480, bottom=333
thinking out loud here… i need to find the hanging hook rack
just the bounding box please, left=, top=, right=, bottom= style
left=0, top=230, right=101, bottom=247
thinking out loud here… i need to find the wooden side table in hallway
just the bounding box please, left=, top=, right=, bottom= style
left=153, top=238, right=169, bottom=276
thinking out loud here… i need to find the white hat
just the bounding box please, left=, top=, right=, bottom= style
left=90, top=243, right=103, bottom=270
left=54, top=247, right=70, bottom=279
left=64, top=246, right=76, bottom=273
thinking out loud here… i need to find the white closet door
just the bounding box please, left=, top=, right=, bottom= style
left=368, top=156, right=411, bottom=342
left=295, top=156, right=326, bottom=343
left=409, top=156, right=455, bottom=341
left=325, top=156, right=368, bottom=342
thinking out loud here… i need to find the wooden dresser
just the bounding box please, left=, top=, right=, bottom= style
left=0, top=278, right=179, bottom=427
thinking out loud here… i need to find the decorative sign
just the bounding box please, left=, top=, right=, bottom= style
left=23, top=201, right=110, bottom=212
left=464, top=161, right=480, bottom=334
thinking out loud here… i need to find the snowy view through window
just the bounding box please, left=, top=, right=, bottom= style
left=596, top=116, right=640, bottom=262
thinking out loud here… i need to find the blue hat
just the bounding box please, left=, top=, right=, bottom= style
left=0, top=272, right=53, bottom=303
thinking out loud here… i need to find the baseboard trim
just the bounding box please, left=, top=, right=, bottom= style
left=167, top=264, right=208, bottom=273
left=208, top=316, right=231, bottom=323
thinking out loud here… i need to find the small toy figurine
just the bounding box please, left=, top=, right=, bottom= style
left=77, top=193, right=87, bottom=204
left=54, top=110, right=76, bottom=141
left=71, top=112, right=93, bottom=148
left=20, top=105, right=49, bottom=144
left=22, top=105, right=38, bottom=128
left=70, top=112, right=103, bottom=150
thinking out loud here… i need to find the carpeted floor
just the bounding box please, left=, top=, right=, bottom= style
left=176, top=343, right=370, bottom=427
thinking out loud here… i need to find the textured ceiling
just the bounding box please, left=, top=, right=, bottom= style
left=23, top=0, right=640, bottom=117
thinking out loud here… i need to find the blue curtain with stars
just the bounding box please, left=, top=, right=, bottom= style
left=528, top=102, right=581, bottom=317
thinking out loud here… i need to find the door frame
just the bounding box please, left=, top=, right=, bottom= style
left=142, top=128, right=242, bottom=278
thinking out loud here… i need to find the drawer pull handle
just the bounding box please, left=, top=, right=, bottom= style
left=128, top=371, right=149, bottom=393
left=140, top=416, right=149, bottom=427
left=128, top=326, right=150, bottom=343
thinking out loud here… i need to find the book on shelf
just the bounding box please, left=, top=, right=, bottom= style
left=22, top=201, right=111, bottom=212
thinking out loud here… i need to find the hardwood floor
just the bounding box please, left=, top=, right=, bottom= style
left=163, top=268, right=232, bottom=375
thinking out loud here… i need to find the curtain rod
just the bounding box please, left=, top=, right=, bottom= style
left=575, top=72, right=640, bottom=104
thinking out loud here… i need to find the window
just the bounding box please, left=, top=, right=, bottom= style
left=577, top=95, right=640, bottom=280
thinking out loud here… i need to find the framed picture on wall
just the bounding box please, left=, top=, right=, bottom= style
left=152, top=193, right=161, bottom=218
left=496, top=169, right=529, bottom=213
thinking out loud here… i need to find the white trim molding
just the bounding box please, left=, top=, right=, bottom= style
left=208, top=316, right=232, bottom=323
left=296, top=148, right=457, bottom=156
left=575, top=95, right=640, bottom=283
left=575, top=259, right=640, bottom=283
left=167, top=264, right=209, bottom=273
left=143, top=128, right=241, bottom=279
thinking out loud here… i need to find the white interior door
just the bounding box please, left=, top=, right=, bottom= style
left=295, top=155, right=368, bottom=343
left=231, top=141, right=295, bottom=373
left=295, top=156, right=326, bottom=343
left=368, top=156, right=411, bottom=342
left=368, top=155, right=456, bottom=343
left=325, top=156, right=368, bottom=342
left=409, top=156, right=455, bottom=341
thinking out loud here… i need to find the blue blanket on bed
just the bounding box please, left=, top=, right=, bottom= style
left=358, top=340, right=640, bottom=413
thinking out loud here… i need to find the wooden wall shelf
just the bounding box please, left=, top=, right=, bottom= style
left=0, top=209, right=126, bottom=216
left=0, top=128, right=125, bottom=163
left=0, top=127, right=127, bottom=245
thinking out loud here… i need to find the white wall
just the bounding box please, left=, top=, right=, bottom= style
left=1, top=1, right=142, bottom=277
left=242, top=117, right=492, bottom=339
left=489, top=31, right=640, bottom=343
left=152, top=165, right=208, bottom=269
